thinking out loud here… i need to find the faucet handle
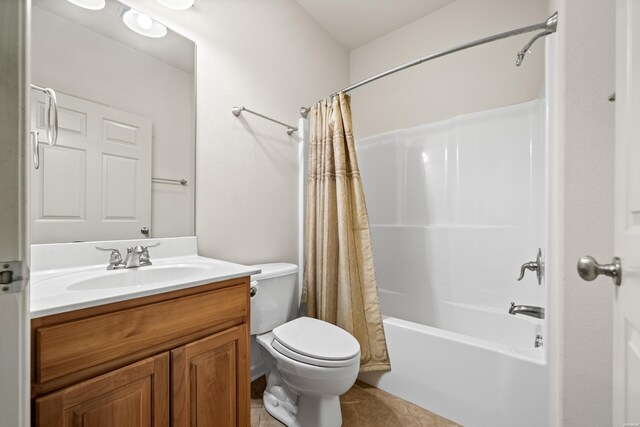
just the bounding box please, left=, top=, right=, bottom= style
left=140, top=242, right=160, bottom=265
left=96, top=246, right=121, bottom=258
left=96, top=246, right=119, bottom=253
left=517, top=262, right=538, bottom=280
left=95, top=246, right=122, bottom=269
left=142, top=242, right=161, bottom=250
left=517, top=248, right=544, bottom=285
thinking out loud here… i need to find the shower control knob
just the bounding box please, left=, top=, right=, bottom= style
left=577, top=255, right=621, bottom=286
left=517, top=248, right=543, bottom=285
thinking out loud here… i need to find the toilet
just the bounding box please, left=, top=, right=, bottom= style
left=250, top=263, right=361, bottom=427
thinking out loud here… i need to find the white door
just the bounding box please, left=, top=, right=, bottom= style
left=614, top=0, right=640, bottom=424
left=30, top=92, right=152, bottom=243
left=0, top=0, right=29, bottom=425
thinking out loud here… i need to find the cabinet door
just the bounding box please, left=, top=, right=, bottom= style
left=172, top=325, right=249, bottom=427
left=35, top=353, right=169, bottom=427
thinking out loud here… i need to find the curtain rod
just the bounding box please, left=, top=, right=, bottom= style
left=299, top=12, right=558, bottom=118
left=232, top=106, right=298, bottom=135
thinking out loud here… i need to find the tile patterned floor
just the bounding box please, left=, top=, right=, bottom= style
left=250, top=376, right=461, bottom=427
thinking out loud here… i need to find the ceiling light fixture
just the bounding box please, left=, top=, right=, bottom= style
left=66, top=0, right=106, bottom=10
left=154, top=0, right=194, bottom=10
left=122, top=9, right=167, bottom=38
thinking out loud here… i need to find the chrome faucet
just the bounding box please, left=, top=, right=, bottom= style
left=123, top=246, right=145, bottom=268
left=96, top=242, right=160, bottom=270
left=509, top=302, right=545, bottom=319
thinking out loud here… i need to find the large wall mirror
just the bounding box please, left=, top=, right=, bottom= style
left=30, top=0, right=195, bottom=244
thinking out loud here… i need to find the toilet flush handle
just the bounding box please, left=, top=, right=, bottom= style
left=250, top=281, right=258, bottom=298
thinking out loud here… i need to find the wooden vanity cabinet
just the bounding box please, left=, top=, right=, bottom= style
left=31, top=277, right=251, bottom=427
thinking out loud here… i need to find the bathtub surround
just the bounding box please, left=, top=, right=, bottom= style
left=357, top=100, right=545, bottom=313
left=303, top=94, right=390, bottom=373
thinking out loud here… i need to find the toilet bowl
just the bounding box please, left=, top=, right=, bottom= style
left=250, top=264, right=361, bottom=427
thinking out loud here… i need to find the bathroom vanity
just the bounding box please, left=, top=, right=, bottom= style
left=29, top=238, right=257, bottom=427
left=26, top=0, right=255, bottom=424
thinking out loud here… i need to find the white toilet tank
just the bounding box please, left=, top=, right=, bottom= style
left=250, top=263, right=298, bottom=335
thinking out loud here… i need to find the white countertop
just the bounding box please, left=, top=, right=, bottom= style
left=30, top=237, right=260, bottom=318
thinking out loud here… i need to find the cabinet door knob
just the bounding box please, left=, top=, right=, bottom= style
left=577, top=256, right=621, bottom=286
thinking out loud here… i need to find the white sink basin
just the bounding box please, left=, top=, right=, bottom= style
left=66, top=264, right=220, bottom=290
left=30, top=255, right=261, bottom=318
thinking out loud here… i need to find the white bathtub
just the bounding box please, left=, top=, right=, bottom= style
left=359, top=304, right=547, bottom=427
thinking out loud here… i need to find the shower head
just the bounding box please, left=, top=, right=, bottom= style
left=515, top=12, right=558, bottom=67
left=516, top=31, right=551, bottom=66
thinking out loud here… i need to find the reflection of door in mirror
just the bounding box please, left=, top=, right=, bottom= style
left=30, top=0, right=196, bottom=243
left=30, top=92, right=152, bottom=243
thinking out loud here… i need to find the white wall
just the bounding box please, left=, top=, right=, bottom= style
left=31, top=7, right=195, bottom=239
left=547, top=0, right=615, bottom=425
left=349, top=0, right=548, bottom=139
left=121, top=0, right=349, bottom=265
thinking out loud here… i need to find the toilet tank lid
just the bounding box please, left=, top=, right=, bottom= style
left=250, top=263, right=298, bottom=281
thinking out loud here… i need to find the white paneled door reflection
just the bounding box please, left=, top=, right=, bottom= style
left=30, top=91, right=151, bottom=243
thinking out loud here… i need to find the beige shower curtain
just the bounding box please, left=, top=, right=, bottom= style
left=302, top=93, right=390, bottom=373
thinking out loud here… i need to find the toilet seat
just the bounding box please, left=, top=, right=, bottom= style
left=270, top=317, right=360, bottom=368
left=271, top=338, right=359, bottom=368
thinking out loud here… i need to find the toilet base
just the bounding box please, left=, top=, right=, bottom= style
left=263, top=390, right=342, bottom=427
left=263, top=390, right=300, bottom=427
left=262, top=369, right=343, bottom=427
left=263, top=368, right=300, bottom=427
left=297, top=394, right=342, bottom=427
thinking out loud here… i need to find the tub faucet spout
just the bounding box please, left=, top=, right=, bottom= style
left=509, top=302, right=545, bottom=319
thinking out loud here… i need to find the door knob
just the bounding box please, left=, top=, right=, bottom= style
left=577, top=256, right=621, bottom=286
